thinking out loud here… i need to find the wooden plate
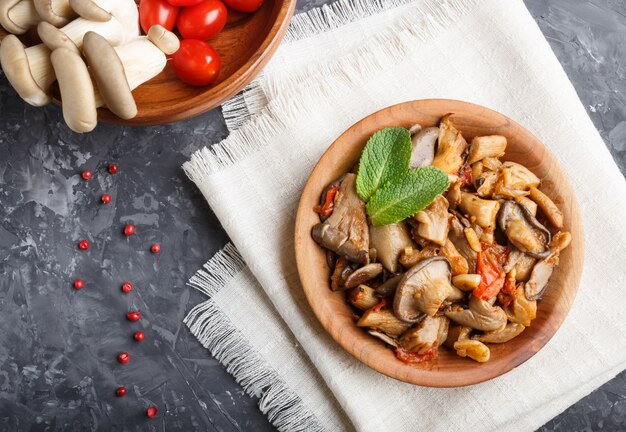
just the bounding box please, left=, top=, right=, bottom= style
left=0, top=0, right=295, bottom=125
left=294, top=99, right=584, bottom=387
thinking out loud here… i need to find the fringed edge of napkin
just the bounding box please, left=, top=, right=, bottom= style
left=184, top=244, right=325, bottom=432
left=221, top=0, right=480, bottom=132
left=186, top=0, right=481, bottom=182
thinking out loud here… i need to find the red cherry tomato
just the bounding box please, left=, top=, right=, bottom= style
left=223, top=0, right=263, bottom=13
left=176, top=0, right=227, bottom=41
left=166, top=0, right=203, bottom=5
left=139, top=0, right=179, bottom=33
left=171, top=40, right=221, bottom=86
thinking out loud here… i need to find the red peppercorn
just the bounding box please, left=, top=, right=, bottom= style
left=146, top=406, right=158, bottom=418
left=116, top=386, right=127, bottom=397
left=121, top=281, right=133, bottom=293
left=127, top=311, right=141, bottom=322
left=108, top=163, right=119, bottom=174
left=73, top=279, right=84, bottom=290
left=124, top=224, right=135, bottom=236
left=150, top=243, right=160, bottom=253
left=81, top=170, right=92, bottom=180
left=101, top=193, right=111, bottom=204
left=117, top=352, right=130, bottom=364
left=78, top=239, right=90, bottom=250
left=133, top=331, right=145, bottom=342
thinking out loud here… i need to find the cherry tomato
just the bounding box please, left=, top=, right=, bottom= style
left=223, top=0, right=263, bottom=12
left=166, top=0, right=203, bottom=6
left=177, top=0, right=227, bottom=40
left=171, top=40, right=221, bottom=86
left=139, top=0, right=179, bottom=34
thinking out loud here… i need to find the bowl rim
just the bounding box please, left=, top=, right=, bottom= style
left=0, top=0, right=297, bottom=126
left=97, top=0, right=297, bottom=125
left=294, top=98, right=584, bottom=387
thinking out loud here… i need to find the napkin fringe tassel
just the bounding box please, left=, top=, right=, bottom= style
left=184, top=244, right=325, bottom=432
left=220, top=0, right=480, bottom=132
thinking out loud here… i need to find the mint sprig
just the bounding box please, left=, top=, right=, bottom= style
left=355, top=127, right=450, bottom=226
left=356, top=128, right=411, bottom=202
left=366, top=166, right=450, bottom=226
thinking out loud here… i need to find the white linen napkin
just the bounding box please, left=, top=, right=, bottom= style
left=184, top=0, right=626, bottom=431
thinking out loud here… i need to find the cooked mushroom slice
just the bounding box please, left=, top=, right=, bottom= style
left=448, top=216, right=477, bottom=271
left=497, top=200, right=551, bottom=258
left=463, top=227, right=481, bottom=253
left=475, top=170, right=498, bottom=198
left=0, top=36, right=53, bottom=106
left=0, top=0, right=40, bottom=34
left=409, top=123, right=422, bottom=134
left=414, top=196, right=449, bottom=246
left=409, top=126, right=439, bottom=168
left=445, top=177, right=462, bottom=208
left=514, top=253, right=536, bottom=282
left=515, top=196, right=538, bottom=216
left=525, top=255, right=557, bottom=300
left=549, top=231, right=572, bottom=254
left=432, top=114, right=468, bottom=174
left=368, top=330, right=398, bottom=347
left=459, top=192, right=500, bottom=229
left=83, top=31, right=137, bottom=120
left=375, top=274, right=401, bottom=297
left=344, top=263, right=383, bottom=289
left=474, top=323, right=525, bottom=344
left=50, top=47, right=97, bottom=133
left=147, top=23, right=180, bottom=54
left=471, top=161, right=483, bottom=182
left=68, top=0, right=110, bottom=21
left=503, top=246, right=524, bottom=273
left=439, top=239, right=468, bottom=276
left=444, top=324, right=471, bottom=349
left=399, top=315, right=449, bottom=354
left=348, top=285, right=379, bottom=311
left=454, top=339, right=490, bottom=362
left=529, top=186, right=563, bottom=228
left=467, top=135, right=507, bottom=165
left=500, top=161, right=540, bottom=190
left=357, top=308, right=411, bottom=337
left=37, top=21, right=79, bottom=53
left=34, top=0, right=75, bottom=27
left=394, top=257, right=454, bottom=321
left=399, top=245, right=438, bottom=269
left=445, top=296, right=507, bottom=331
left=330, top=257, right=351, bottom=291
left=452, top=273, right=481, bottom=291
left=446, top=284, right=465, bottom=302
left=505, top=286, right=537, bottom=326
left=311, top=173, right=369, bottom=264
left=482, top=156, right=502, bottom=172
left=369, top=222, right=413, bottom=273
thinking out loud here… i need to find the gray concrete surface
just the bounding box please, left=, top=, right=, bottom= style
left=0, top=0, right=624, bottom=430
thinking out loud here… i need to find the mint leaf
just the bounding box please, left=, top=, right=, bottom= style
left=366, top=166, right=450, bottom=226
left=356, top=128, right=411, bottom=202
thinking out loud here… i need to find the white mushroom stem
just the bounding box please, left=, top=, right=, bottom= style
left=0, top=0, right=139, bottom=106
left=0, top=0, right=40, bottom=34
left=92, top=37, right=168, bottom=107
left=0, top=36, right=53, bottom=106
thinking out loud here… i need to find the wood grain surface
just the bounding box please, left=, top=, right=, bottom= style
left=0, top=0, right=296, bottom=125
left=294, top=99, right=584, bottom=387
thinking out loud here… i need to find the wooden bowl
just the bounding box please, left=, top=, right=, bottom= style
left=0, top=0, right=295, bottom=125
left=294, top=99, right=584, bottom=387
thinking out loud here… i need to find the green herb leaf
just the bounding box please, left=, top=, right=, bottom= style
left=356, top=128, right=412, bottom=202
left=366, top=166, right=450, bottom=226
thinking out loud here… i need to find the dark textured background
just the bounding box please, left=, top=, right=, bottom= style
left=0, top=0, right=624, bottom=430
